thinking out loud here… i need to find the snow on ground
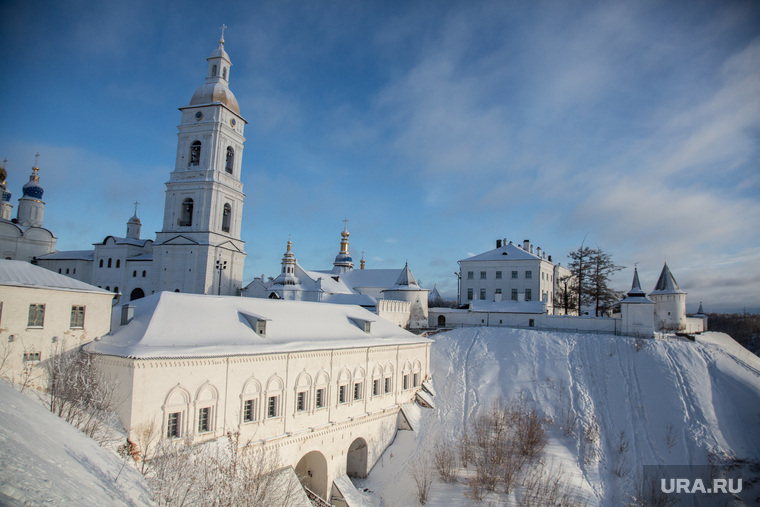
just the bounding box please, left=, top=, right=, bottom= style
left=357, top=329, right=760, bottom=506
left=0, top=381, right=153, bottom=506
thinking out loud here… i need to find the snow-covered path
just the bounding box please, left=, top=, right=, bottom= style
left=360, top=329, right=760, bottom=506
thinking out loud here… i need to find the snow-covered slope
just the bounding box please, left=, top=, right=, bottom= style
left=360, top=329, right=760, bottom=506
left=0, top=381, right=153, bottom=506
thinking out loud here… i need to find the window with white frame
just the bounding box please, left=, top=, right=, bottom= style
left=467, top=288, right=473, bottom=300
left=525, top=270, right=532, bottom=279
left=373, top=379, right=381, bottom=396
left=496, top=271, right=502, bottom=279
left=70, top=305, right=85, bottom=329
left=27, top=304, right=45, bottom=327
left=316, top=388, right=326, bottom=409
left=467, top=271, right=474, bottom=279
left=339, top=384, right=348, bottom=404
left=267, top=395, right=279, bottom=418
left=198, top=407, right=211, bottom=433
left=511, top=289, right=518, bottom=301
left=354, top=381, right=363, bottom=401
left=512, top=270, right=518, bottom=279
left=526, top=289, right=532, bottom=301
left=243, top=399, right=257, bottom=423
left=296, top=391, right=308, bottom=412
left=479, top=288, right=486, bottom=300
left=384, top=376, right=392, bottom=394
left=403, top=373, right=410, bottom=390
left=167, top=412, right=181, bottom=438
left=413, top=372, right=420, bottom=387
left=480, top=271, right=486, bottom=279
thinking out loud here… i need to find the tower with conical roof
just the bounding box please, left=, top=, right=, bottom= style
left=17, top=154, right=45, bottom=228
left=153, top=29, right=247, bottom=295
left=620, top=267, right=654, bottom=336
left=649, top=263, right=687, bottom=332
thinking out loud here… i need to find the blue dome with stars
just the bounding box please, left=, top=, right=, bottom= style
left=22, top=167, right=44, bottom=200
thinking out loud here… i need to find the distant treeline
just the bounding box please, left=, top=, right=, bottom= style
left=707, top=313, right=760, bottom=357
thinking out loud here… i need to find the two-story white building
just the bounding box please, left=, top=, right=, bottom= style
left=85, top=292, right=432, bottom=503
left=458, top=238, right=571, bottom=315
left=0, top=259, right=113, bottom=388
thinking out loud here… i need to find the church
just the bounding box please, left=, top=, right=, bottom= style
left=32, top=32, right=247, bottom=300
left=243, top=226, right=429, bottom=329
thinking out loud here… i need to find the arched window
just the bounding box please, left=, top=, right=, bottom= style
left=222, top=203, right=231, bottom=233
left=116, top=259, right=120, bottom=268
left=107, top=258, right=112, bottom=268
left=99, top=259, right=103, bottom=268
left=132, top=270, right=137, bottom=277
left=222, top=67, right=227, bottom=80
left=130, top=288, right=145, bottom=301
left=212, top=64, right=217, bottom=77
left=180, top=198, right=193, bottom=226
left=189, top=141, right=201, bottom=166
left=142, top=270, right=146, bottom=277
left=225, top=147, right=234, bottom=174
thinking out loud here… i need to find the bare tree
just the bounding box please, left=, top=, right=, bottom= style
left=567, top=240, right=623, bottom=316
left=553, top=274, right=578, bottom=316
left=409, top=454, right=434, bottom=505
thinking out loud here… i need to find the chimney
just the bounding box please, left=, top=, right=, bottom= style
left=548, top=255, right=552, bottom=262
left=537, top=247, right=542, bottom=258
left=496, top=239, right=502, bottom=248
left=530, top=245, right=534, bottom=254
left=120, top=304, right=135, bottom=326
left=523, top=239, right=530, bottom=250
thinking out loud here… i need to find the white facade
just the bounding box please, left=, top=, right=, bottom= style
left=245, top=231, right=429, bottom=329
left=86, top=292, right=431, bottom=503
left=0, top=260, right=113, bottom=388
left=0, top=162, right=57, bottom=262
left=650, top=263, right=705, bottom=333
left=458, top=238, right=570, bottom=315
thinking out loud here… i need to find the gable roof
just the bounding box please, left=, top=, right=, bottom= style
left=0, top=259, right=111, bottom=294
left=460, top=242, right=542, bottom=263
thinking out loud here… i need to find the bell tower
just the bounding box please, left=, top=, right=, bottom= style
left=153, top=29, right=247, bottom=295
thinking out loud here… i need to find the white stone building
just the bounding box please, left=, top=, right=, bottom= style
left=0, top=160, right=57, bottom=262
left=650, top=263, right=705, bottom=334
left=458, top=238, right=571, bottom=315
left=35, top=34, right=247, bottom=298
left=85, top=292, right=432, bottom=503
left=0, top=259, right=113, bottom=388
left=244, top=228, right=429, bottom=329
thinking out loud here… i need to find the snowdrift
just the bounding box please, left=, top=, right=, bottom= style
left=358, top=329, right=760, bottom=506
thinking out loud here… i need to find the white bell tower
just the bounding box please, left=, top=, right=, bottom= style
left=153, top=28, right=247, bottom=295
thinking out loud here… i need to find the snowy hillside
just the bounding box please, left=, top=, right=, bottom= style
left=359, top=329, right=760, bottom=506
left=0, top=381, right=153, bottom=506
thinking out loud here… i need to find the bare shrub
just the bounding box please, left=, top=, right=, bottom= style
left=665, top=423, right=677, bottom=450
left=559, top=399, right=578, bottom=438
left=409, top=455, right=434, bottom=505
left=433, top=437, right=457, bottom=483
left=146, top=432, right=299, bottom=506
left=520, top=460, right=587, bottom=506
left=634, top=335, right=645, bottom=352
left=516, top=409, right=547, bottom=459
left=459, top=431, right=473, bottom=468
left=628, top=469, right=677, bottom=507
left=582, top=414, right=600, bottom=465
left=614, top=431, right=630, bottom=478
left=46, top=344, right=120, bottom=444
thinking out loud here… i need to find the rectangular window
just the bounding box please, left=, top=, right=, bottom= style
left=384, top=377, right=392, bottom=394
left=467, top=288, right=473, bottom=300
left=496, top=271, right=502, bottom=279
left=373, top=379, right=381, bottom=396
left=167, top=412, right=180, bottom=438
left=296, top=391, right=307, bottom=412
left=27, top=304, right=45, bottom=327
left=354, top=382, right=363, bottom=401
left=480, top=271, right=486, bottom=279
left=413, top=372, right=420, bottom=387
left=243, top=399, right=257, bottom=422
left=403, top=374, right=410, bottom=390
left=70, top=305, right=85, bottom=329
left=512, top=271, right=518, bottom=279
left=511, top=289, right=518, bottom=301
left=467, top=271, right=474, bottom=279
left=267, top=396, right=279, bottom=418
left=339, top=385, right=348, bottom=404
left=526, top=289, right=532, bottom=301
left=23, top=351, right=41, bottom=362
left=316, top=388, right=326, bottom=408
left=525, top=270, right=532, bottom=279
left=479, top=288, right=486, bottom=300
left=495, top=288, right=502, bottom=294
left=198, top=407, right=211, bottom=433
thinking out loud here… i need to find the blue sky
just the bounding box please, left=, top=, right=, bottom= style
left=1, top=0, right=759, bottom=313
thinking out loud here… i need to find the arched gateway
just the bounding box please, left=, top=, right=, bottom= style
left=347, top=438, right=369, bottom=478
left=295, top=450, right=329, bottom=500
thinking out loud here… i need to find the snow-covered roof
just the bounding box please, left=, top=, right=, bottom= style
left=85, top=292, right=430, bottom=359
left=650, top=263, right=686, bottom=295
left=0, top=259, right=111, bottom=294
left=338, top=268, right=406, bottom=289
left=321, top=292, right=377, bottom=307
left=37, top=249, right=95, bottom=261
left=95, top=236, right=152, bottom=247
left=621, top=267, right=653, bottom=304
left=459, top=242, right=544, bottom=263
left=126, top=253, right=153, bottom=262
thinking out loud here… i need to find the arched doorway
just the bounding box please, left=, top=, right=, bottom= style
left=295, top=450, right=329, bottom=500
left=438, top=315, right=446, bottom=327
left=130, top=288, right=145, bottom=301
left=347, top=438, right=368, bottom=478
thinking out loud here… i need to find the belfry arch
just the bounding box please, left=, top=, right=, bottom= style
left=295, top=450, right=328, bottom=500
left=347, top=437, right=368, bottom=478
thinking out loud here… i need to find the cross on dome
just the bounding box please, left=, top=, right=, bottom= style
left=219, top=24, right=227, bottom=45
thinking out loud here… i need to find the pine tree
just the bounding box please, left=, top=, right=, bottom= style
left=567, top=241, right=623, bottom=316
